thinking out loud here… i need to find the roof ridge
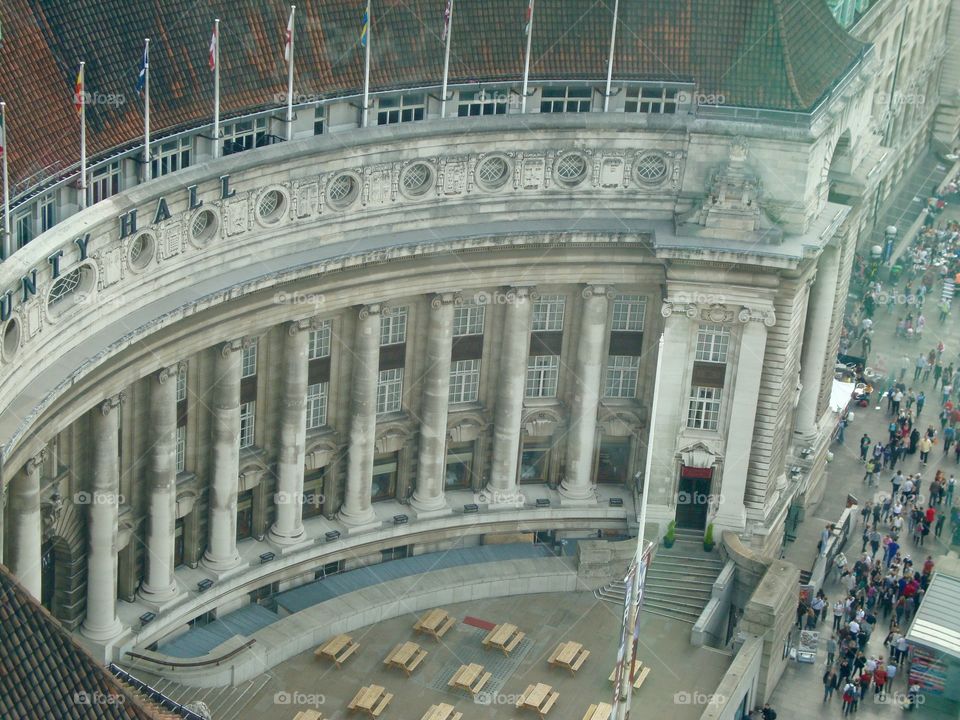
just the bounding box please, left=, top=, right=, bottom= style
left=770, top=0, right=806, bottom=109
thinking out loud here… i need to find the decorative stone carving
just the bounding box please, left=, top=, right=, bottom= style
left=224, top=197, right=250, bottom=236
left=599, top=157, right=625, bottom=188
left=158, top=220, right=184, bottom=261
left=95, top=246, right=125, bottom=288
left=305, top=435, right=339, bottom=471
left=375, top=424, right=413, bottom=454
left=522, top=408, right=565, bottom=437
left=661, top=301, right=737, bottom=324
left=293, top=180, right=320, bottom=219
left=679, top=441, right=721, bottom=469
left=447, top=413, right=489, bottom=443
left=582, top=284, right=614, bottom=300
left=358, top=302, right=386, bottom=320
left=431, top=291, right=462, bottom=309
left=520, top=154, right=546, bottom=190
left=100, top=393, right=124, bottom=416
left=440, top=157, right=468, bottom=195
left=737, top=305, right=777, bottom=327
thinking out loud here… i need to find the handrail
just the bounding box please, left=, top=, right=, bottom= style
left=126, top=638, right=256, bottom=668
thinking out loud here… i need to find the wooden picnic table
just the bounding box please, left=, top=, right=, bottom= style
left=292, top=710, right=323, bottom=720
left=482, top=622, right=525, bottom=655
left=549, top=641, right=590, bottom=675
left=383, top=641, right=427, bottom=676
left=516, top=683, right=559, bottom=719
left=414, top=608, right=456, bottom=640
left=608, top=660, right=649, bottom=690
left=348, top=684, right=393, bottom=718
left=315, top=633, right=359, bottom=669
left=582, top=702, right=613, bottom=720
left=420, top=703, right=463, bottom=720
left=447, top=662, right=491, bottom=696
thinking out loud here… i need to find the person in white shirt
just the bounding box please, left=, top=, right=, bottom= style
left=849, top=620, right=860, bottom=636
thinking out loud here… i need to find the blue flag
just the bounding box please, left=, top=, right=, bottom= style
left=135, top=43, right=148, bottom=94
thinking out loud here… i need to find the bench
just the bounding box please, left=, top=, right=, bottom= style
left=503, top=630, right=525, bottom=653
left=434, top=615, right=456, bottom=638
left=293, top=711, right=323, bottom=720
left=320, top=640, right=359, bottom=669
left=538, top=691, right=559, bottom=718
left=582, top=703, right=612, bottom=720
left=632, top=666, right=650, bottom=689
left=404, top=648, right=428, bottom=676
left=370, top=693, right=393, bottom=718
left=569, top=649, right=590, bottom=673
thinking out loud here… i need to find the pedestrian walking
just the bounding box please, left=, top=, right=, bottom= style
left=823, top=667, right=839, bottom=702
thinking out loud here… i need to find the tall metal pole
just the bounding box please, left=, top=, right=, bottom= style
left=613, top=334, right=663, bottom=720
left=286, top=6, right=296, bottom=141
left=520, top=0, right=535, bottom=114
left=143, top=39, right=151, bottom=182
left=79, top=62, right=87, bottom=210
left=362, top=0, right=372, bottom=128
left=440, top=0, right=454, bottom=119
left=1, top=101, right=9, bottom=260
left=213, top=18, right=221, bottom=158
left=603, top=0, right=620, bottom=112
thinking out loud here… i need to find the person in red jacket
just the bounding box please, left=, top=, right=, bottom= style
left=874, top=665, right=888, bottom=699
left=925, top=506, right=936, bottom=525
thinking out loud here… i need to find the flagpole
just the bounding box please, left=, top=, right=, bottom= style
left=1, top=102, right=9, bottom=260
left=213, top=18, right=221, bottom=158
left=521, top=0, right=535, bottom=114
left=603, top=0, right=620, bottom=112
left=79, top=62, right=87, bottom=210
left=612, top=333, right=662, bottom=720
left=440, top=0, right=454, bottom=119
left=286, top=6, right=295, bottom=141
left=362, top=0, right=371, bottom=128
left=144, top=39, right=151, bottom=182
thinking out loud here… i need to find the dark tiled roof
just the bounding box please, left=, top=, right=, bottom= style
left=1, top=0, right=865, bottom=189
left=0, top=564, right=175, bottom=720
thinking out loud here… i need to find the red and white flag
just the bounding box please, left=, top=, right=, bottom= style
left=441, top=0, right=453, bottom=43
left=209, top=23, right=218, bottom=71
left=524, top=0, right=534, bottom=35
left=284, top=6, right=295, bottom=63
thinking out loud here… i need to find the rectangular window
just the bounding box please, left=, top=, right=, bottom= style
left=90, top=161, right=121, bottom=204
left=176, top=425, right=186, bottom=473
left=687, top=386, right=722, bottom=431
left=526, top=355, right=559, bottom=398
left=520, top=443, right=551, bottom=483
left=695, top=324, right=730, bottom=363
left=377, top=368, right=403, bottom=414
left=377, top=94, right=426, bottom=125
left=176, top=366, right=187, bottom=402
left=532, top=295, right=565, bottom=332
left=239, top=401, right=256, bottom=448
left=222, top=118, right=267, bottom=156
left=605, top=355, right=640, bottom=398
left=241, top=342, right=258, bottom=378
left=39, top=195, right=56, bottom=233
left=445, top=443, right=474, bottom=489
left=380, top=307, right=408, bottom=346
left=457, top=89, right=509, bottom=116
left=308, top=321, right=331, bottom=360
left=449, top=359, right=481, bottom=404
left=372, top=453, right=398, bottom=501
left=453, top=304, right=485, bottom=336
left=302, top=469, right=325, bottom=519
left=313, top=105, right=325, bottom=135
left=151, top=137, right=191, bottom=179
left=306, top=381, right=328, bottom=429
left=611, top=295, right=646, bottom=332
left=15, top=212, right=32, bottom=249
left=624, top=87, right=679, bottom=114
left=540, top=86, right=592, bottom=113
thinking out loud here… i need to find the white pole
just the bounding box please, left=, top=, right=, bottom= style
left=213, top=19, right=220, bottom=158
left=521, top=0, right=535, bottom=114
left=2, top=102, right=9, bottom=260
left=144, top=39, right=150, bottom=182
left=613, top=334, right=663, bottom=720
left=79, top=62, right=87, bottom=210
left=440, top=0, right=454, bottom=119
left=603, top=0, right=620, bottom=112
left=362, top=0, right=371, bottom=128
left=286, top=6, right=295, bottom=141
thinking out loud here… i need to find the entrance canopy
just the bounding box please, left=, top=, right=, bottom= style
left=829, top=380, right=857, bottom=413
left=906, top=572, right=960, bottom=659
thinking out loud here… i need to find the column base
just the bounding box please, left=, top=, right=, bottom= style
left=558, top=482, right=597, bottom=505
left=138, top=585, right=187, bottom=614
left=80, top=615, right=124, bottom=643
left=201, top=549, right=242, bottom=575
left=268, top=523, right=306, bottom=547
left=410, top=492, right=451, bottom=518
left=337, top=505, right=378, bottom=528
left=713, top=506, right=747, bottom=536
left=137, top=580, right=182, bottom=607
left=269, top=534, right=315, bottom=555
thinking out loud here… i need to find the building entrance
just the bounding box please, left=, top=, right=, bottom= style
left=675, top=466, right=712, bottom=530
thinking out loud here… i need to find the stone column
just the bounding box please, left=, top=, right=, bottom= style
left=339, top=303, right=382, bottom=527
left=487, top=286, right=534, bottom=504
left=202, top=341, right=243, bottom=571
left=714, top=307, right=774, bottom=534
left=8, top=449, right=45, bottom=598
left=797, top=243, right=840, bottom=437
left=140, top=367, right=180, bottom=602
left=412, top=292, right=459, bottom=515
left=270, top=322, right=309, bottom=545
left=81, top=395, right=124, bottom=641
left=561, top=284, right=611, bottom=503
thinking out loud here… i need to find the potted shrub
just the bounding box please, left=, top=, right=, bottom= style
left=703, top=523, right=715, bottom=552
left=663, top=520, right=676, bottom=548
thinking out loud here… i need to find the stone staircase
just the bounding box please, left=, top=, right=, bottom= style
left=594, top=529, right=724, bottom=624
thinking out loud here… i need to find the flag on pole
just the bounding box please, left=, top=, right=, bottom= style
left=524, top=0, right=534, bottom=34
left=209, top=23, right=218, bottom=72
left=441, top=0, right=452, bottom=43
left=360, top=5, right=369, bottom=47
left=73, top=65, right=84, bottom=115
left=135, top=42, right=148, bottom=94
left=0, top=108, right=6, bottom=160
left=284, top=6, right=294, bottom=62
